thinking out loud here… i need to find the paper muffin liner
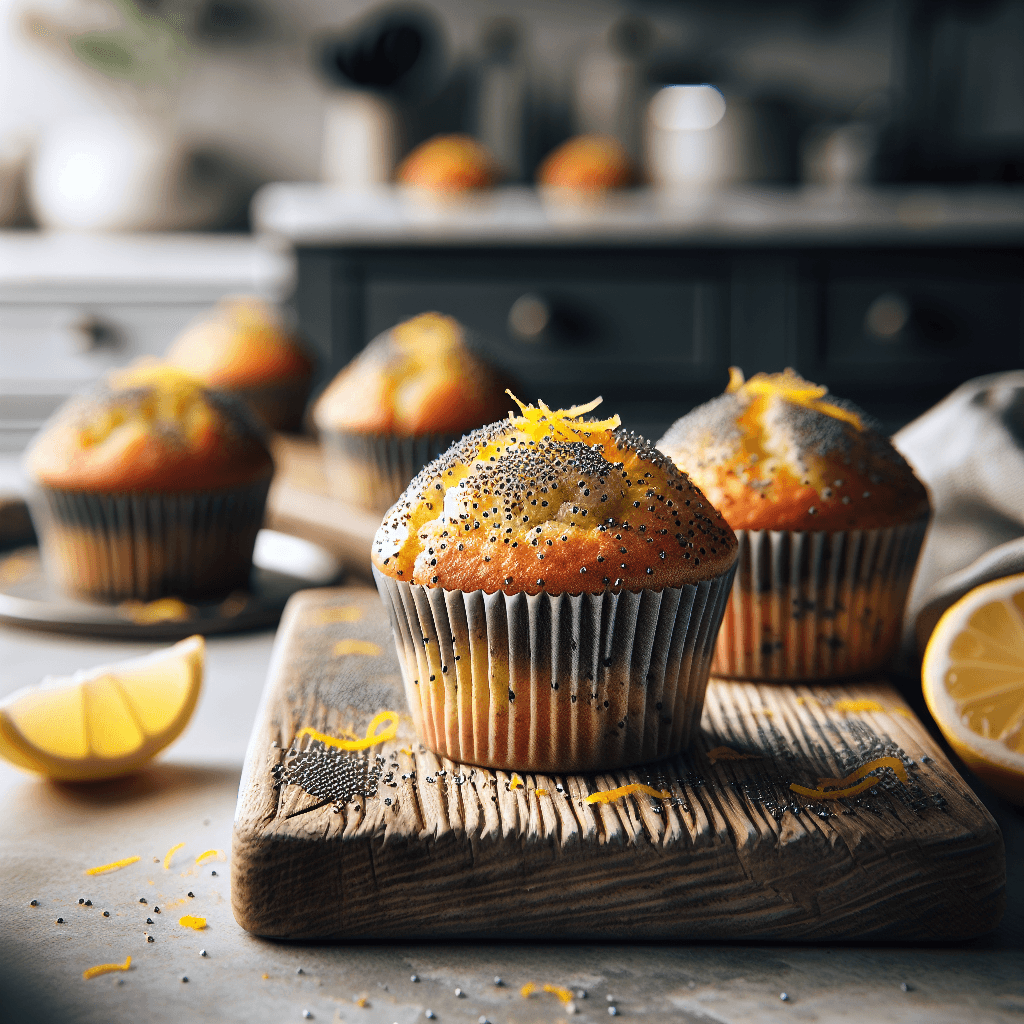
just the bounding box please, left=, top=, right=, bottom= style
left=711, top=518, right=929, bottom=681
left=373, top=563, right=736, bottom=773
left=31, top=477, right=271, bottom=602
left=321, top=430, right=459, bottom=514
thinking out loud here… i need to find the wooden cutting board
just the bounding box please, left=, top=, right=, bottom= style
left=232, top=586, right=1005, bottom=942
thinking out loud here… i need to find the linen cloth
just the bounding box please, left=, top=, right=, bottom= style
left=893, top=371, right=1024, bottom=656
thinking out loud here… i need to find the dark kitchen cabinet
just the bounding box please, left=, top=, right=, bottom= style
left=263, top=185, right=1024, bottom=438
left=292, top=244, right=1022, bottom=437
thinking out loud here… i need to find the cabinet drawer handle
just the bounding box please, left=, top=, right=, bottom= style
left=70, top=314, right=121, bottom=353
left=864, top=292, right=911, bottom=341
left=508, top=293, right=551, bottom=342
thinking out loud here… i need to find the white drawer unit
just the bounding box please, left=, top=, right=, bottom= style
left=0, top=232, right=294, bottom=451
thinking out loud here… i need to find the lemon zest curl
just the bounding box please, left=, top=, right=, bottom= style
left=586, top=783, right=671, bottom=804
left=83, top=956, right=130, bottom=979
left=85, top=855, right=139, bottom=875
left=790, top=756, right=910, bottom=800
left=296, top=710, right=399, bottom=752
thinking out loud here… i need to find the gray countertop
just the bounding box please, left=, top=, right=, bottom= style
left=252, top=184, right=1024, bottom=248
left=1, top=589, right=1022, bottom=1024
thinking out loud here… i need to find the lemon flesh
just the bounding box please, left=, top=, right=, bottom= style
left=0, top=636, right=204, bottom=781
left=923, top=574, right=1024, bottom=805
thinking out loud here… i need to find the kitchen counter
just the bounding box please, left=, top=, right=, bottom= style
left=253, top=183, right=1024, bottom=248
left=1, top=591, right=1022, bottom=1024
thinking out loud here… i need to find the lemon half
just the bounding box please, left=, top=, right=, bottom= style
left=922, top=574, right=1024, bottom=805
left=0, top=636, right=204, bottom=781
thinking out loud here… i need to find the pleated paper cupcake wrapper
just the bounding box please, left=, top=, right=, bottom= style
left=711, top=518, right=929, bottom=681
left=33, top=478, right=271, bottom=602
left=373, top=564, right=736, bottom=773
left=321, top=430, right=459, bottom=514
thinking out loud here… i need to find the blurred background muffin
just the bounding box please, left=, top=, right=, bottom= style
left=396, top=134, right=500, bottom=195
left=537, top=133, right=636, bottom=194
left=372, top=395, right=738, bottom=773
left=658, top=368, right=930, bottom=681
left=313, top=312, right=510, bottom=515
left=165, top=296, right=314, bottom=433
left=25, top=363, right=274, bottom=601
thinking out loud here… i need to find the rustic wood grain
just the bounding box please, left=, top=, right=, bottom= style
left=265, top=435, right=379, bottom=581
left=232, top=586, right=1005, bottom=941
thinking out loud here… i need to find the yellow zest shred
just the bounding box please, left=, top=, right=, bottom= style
left=261, top=973, right=269, bottom=980
left=509, top=774, right=524, bottom=790
left=892, top=707, right=914, bottom=718
left=726, top=365, right=745, bottom=392
left=521, top=983, right=537, bottom=998
left=163, top=842, right=185, bottom=870
left=816, top=756, right=910, bottom=789
left=179, top=915, right=207, bottom=929
left=296, top=710, right=399, bottom=752
left=195, top=849, right=224, bottom=865
left=333, top=639, right=382, bottom=657
left=399, top=747, right=413, bottom=757
left=315, top=606, right=363, bottom=624
left=119, top=597, right=194, bottom=624
left=833, top=699, right=886, bottom=714
left=586, top=784, right=671, bottom=804
left=706, top=745, right=760, bottom=765
left=506, top=391, right=621, bottom=444
left=544, top=984, right=575, bottom=1005
left=535, top=788, right=549, bottom=796
left=790, top=756, right=911, bottom=800
left=83, top=956, right=131, bottom=980
left=85, top=855, right=140, bottom=876
left=795, top=696, right=806, bottom=705
left=356, top=997, right=369, bottom=1008
left=739, top=369, right=864, bottom=431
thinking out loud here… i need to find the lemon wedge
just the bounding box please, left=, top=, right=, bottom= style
left=0, top=636, right=204, bottom=781
left=922, top=574, right=1024, bottom=805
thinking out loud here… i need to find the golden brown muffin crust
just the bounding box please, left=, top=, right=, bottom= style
left=313, top=312, right=511, bottom=436
left=658, top=368, right=930, bottom=532
left=26, top=364, right=273, bottom=493
left=396, top=134, right=499, bottom=191
left=537, top=134, right=635, bottom=190
left=373, top=397, right=737, bottom=596
left=166, top=297, right=312, bottom=389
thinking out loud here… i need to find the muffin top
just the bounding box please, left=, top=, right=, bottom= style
left=396, top=134, right=499, bottom=191
left=657, top=368, right=930, bottom=532
left=26, top=363, right=274, bottom=493
left=537, top=135, right=635, bottom=191
left=373, top=396, right=737, bottom=596
left=166, top=296, right=312, bottom=389
left=313, top=312, right=511, bottom=436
